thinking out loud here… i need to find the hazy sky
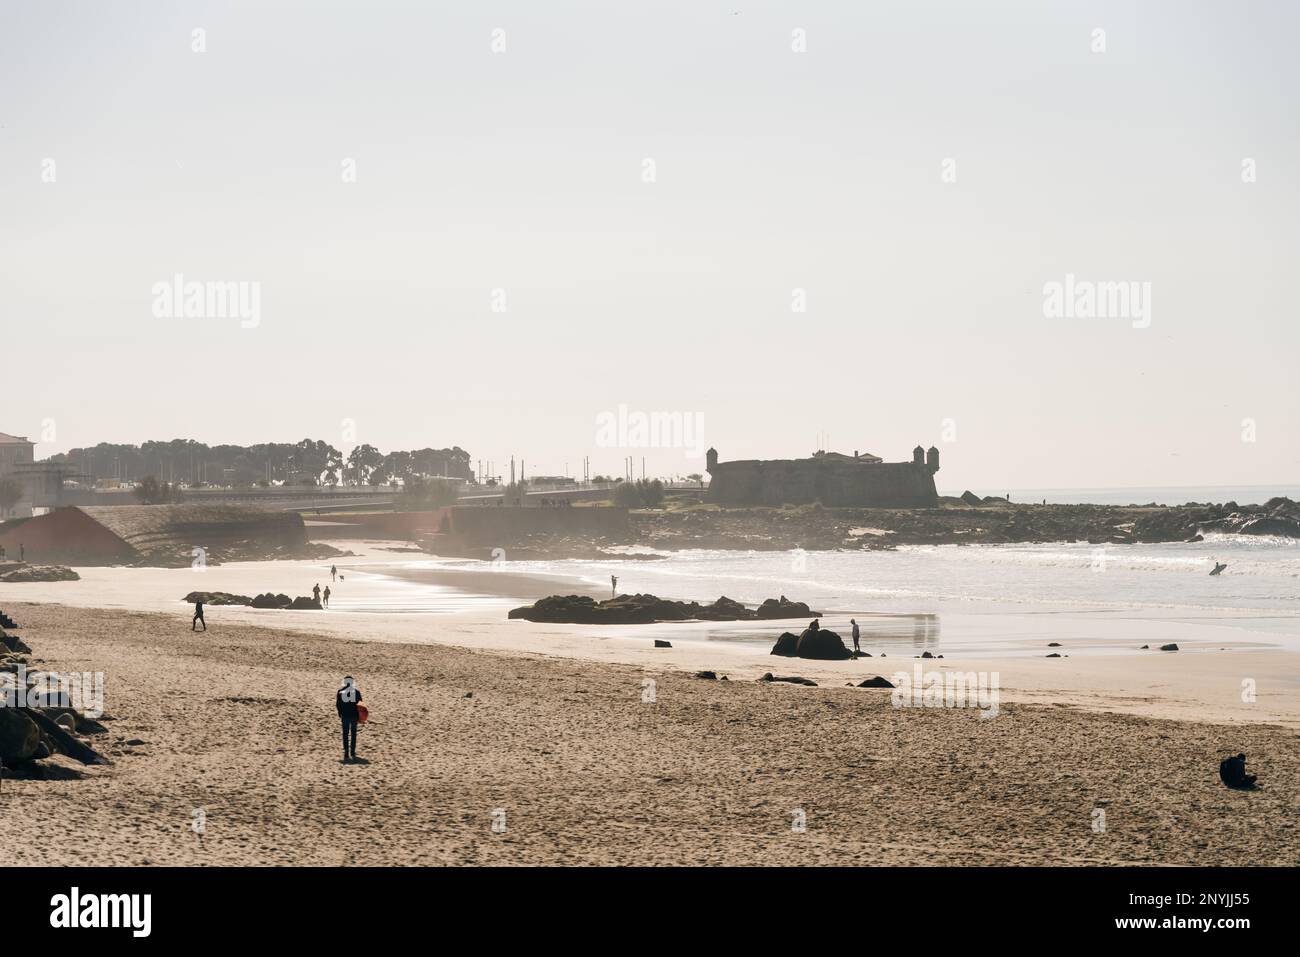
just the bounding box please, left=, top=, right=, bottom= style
left=2, top=0, right=1297, bottom=491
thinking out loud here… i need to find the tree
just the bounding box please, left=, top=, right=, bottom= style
left=613, top=478, right=664, bottom=508
left=346, top=444, right=384, bottom=485
left=399, top=477, right=459, bottom=510
left=134, top=475, right=180, bottom=505
left=0, top=477, right=23, bottom=518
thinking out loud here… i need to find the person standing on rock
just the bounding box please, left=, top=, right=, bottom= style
left=192, top=599, right=206, bottom=632
left=312, top=582, right=322, bottom=605
left=850, top=618, right=860, bottom=654
left=336, top=676, right=363, bottom=763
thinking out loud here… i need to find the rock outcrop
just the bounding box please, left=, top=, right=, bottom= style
left=0, top=564, right=80, bottom=583
left=793, top=626, right=852, bottom=660
left=184, top=591, right=253, bottom=606
left=0, top=617, right=109, bottom=774
left=508, top=593, right=823, bottom=625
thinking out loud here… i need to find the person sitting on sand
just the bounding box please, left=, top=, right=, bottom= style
left=323, top=585, right=331, bottom=608
left=1219, top=752, right=1257, bottom=790
left=336, top=676, right=363, bottom=762
left=850, top=618, right=860, bottom=654
left=192, top=599, right=206, bottom=632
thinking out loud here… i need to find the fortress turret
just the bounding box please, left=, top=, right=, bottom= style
left=912, top=445, right=925, bottom=466
left=706, top=447, right=718, bottom=473
left=926, top=446, right=940, bottom=473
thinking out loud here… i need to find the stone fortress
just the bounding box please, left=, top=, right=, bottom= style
left=705, top=444, right=940, bottom=507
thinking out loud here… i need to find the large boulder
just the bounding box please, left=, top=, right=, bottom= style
left=960, top=490, right=982, bottom=507
left=754, top=596, right=821, bottom=619
left=251, top=593, right=294, bottom=609
left=288, top=596, right=322, bottom=610
left=794, top=626, right=852, bottom=661
left=0, top=708, right=40, bottom=763
left=770, top=632, right=800, bottom=656
left=0, top=630, right=31, bottom=655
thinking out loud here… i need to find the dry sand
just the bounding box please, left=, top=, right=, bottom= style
left=3, top=600, right=1297, bottom=866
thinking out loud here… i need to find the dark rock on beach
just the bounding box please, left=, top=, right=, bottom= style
left=770, top=632, right=800, bottom=656
left=508, top=593, right=822, bottom=625
left=794, top=626, right=852, bottom=661
left=184, top=591, right=253, bottom=606
left=0, top=708, right=41, bottom=763
left=770, top=626, right=850, bottom=660
left=759, top=673, right=818, bottom=686
left=654, top=639, right=672, bottom=648
left=857, top=676, right=895, bottom=688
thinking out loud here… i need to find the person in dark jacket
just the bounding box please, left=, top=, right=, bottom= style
left=192, top=600, right=206, bottom=631
left=1219, top=752, right=1257, bottom=789
left=336, top=676, right=363, bottom=762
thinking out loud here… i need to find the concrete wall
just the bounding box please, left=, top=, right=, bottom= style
left=444, top=505, right=630, bottom=542
left=706, top=460, right=938, bottom=507
left=0, top=509, right=135, bottom=564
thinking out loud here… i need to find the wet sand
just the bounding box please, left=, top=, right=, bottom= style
left=3, top=601, right=1297, bottom=866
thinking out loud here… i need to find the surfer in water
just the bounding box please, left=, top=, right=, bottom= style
left=1210, top=561, right=1227, bottom=576
left=336, top=676, right=363, bottom=763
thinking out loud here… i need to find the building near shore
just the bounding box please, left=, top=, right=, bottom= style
left=705, top=445, right=940, bottom=507
left=0, top=432, right=35, bottom=477
left=0, top=504, right=307, bottom=565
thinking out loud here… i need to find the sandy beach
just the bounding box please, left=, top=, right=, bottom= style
left=3, top=565, right=1297, bottom=865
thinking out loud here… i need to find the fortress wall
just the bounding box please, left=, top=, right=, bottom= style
left=446, top=505, right=631, bottom=542
left=706, top=461, right=937, bottom=507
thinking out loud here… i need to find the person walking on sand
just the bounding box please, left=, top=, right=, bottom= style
left=850, top=618, right=860, bottom=654
left=323, top=585, right=331, bottom=608
left=611, top=574, right=618, bottom=597
left=336, top=676, right=363, bottom=762
left=331, top=564, right=337, bottom=582
left=312, top=582, right=322, bottom=605
left=192, top=599, right=206, bottom=631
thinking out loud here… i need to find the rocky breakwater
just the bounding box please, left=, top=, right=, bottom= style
left=1133, top=497, right=1300, bottom=542
left=0, top=612, right=111, bottom=778
left=508, top=593, right=821, bottom=625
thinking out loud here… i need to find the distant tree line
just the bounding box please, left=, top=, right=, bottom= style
left=613, top=478, right=665, bottom=508
left=48, top=439, right=473, bottom=487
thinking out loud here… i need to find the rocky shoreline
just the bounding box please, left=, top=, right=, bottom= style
left=0, top=610, right=111, bottom=778
left=632, top=496, right=1300, bottom=552
left=508, top=593, right=820, bottom=624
